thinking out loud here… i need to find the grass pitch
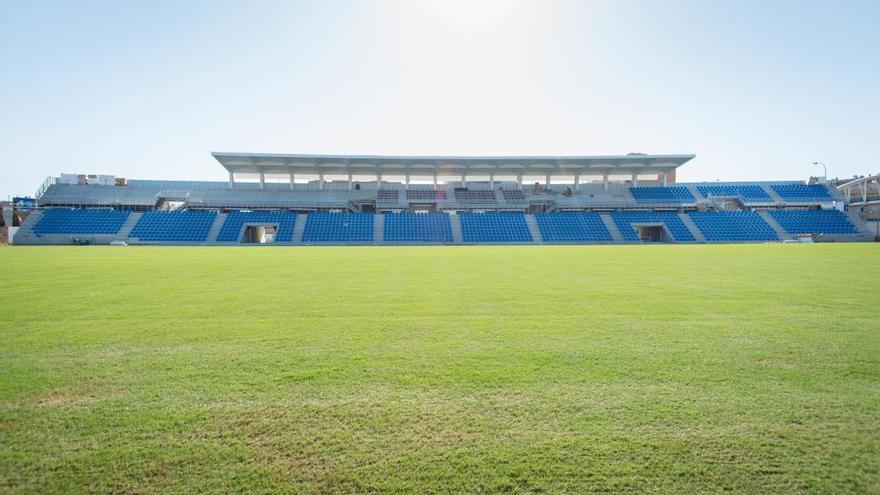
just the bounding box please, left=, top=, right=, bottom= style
left=1, top=244, right=879, bottom=494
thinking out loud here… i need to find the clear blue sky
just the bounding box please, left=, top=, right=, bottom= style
left=2, top=0, right=878, bottom=198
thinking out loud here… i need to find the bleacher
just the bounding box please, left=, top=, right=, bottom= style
left=768, top=209, right=857, bottom=234
left=129, top=211, right=217, bottom=242
left=406, top=189, right=447, bottom=200
left=502, top=190, right=526, bottom=202
left=630, top=186, right=695, bottom=203
left=535, top=212, right=612, bottom=242
left=454, top=190, right=497, bottom=204
left=459, top=212, right=532, bottom=243
left=771, top=184, right=832, bottom=201
left=688, top=211, right=777, bottom=242
left=697, top=185, right=771, bottom=201
left=302, top=212, right=374, bottom=243
left=383, top=212, right=453, bottom=243
left=611, top=211, right=695, bottom=242
left=216, top=211, right=297, bottom=242
left=33, top=208, right=130, bottom=235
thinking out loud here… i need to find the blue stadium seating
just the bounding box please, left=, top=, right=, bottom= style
left=302, top=212, right=374, bottom=242
left=217, top=211, right=297, bottom=242
left=129, top=211, right=216, bottom=242
left=768, top=209, right=857, bottom=234
left=630, top=186, right=695, bottom=203
left=771, top=184, right=832, bottom=201
left=383, top=212, right=452, bottom=243
left=688, top=211, right=777, bottom=241
left=33, top=208, right=130, bottom=235
left=697, top=185, right=771, bottom=201
left=459, top=212, right=532, bottom=243
left=535, top=212, right=612, bottom=242
left=611, top=211, right=695, bottom=242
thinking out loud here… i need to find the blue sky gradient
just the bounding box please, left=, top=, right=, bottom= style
left=2, top=0, right=878, bottom=198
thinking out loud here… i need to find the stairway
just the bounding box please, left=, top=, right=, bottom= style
left=292, top=214, right=308, bottom=244
left=678, top=213, right=707, bottom=243
left=373, top=214, right=384, bottom=243
left=763, top=184, right=785, bottom=203
left=685, top=184, right=703, bottom=202
left=523, top=214, right=542, bottom=243
left=118, top=212, right=144, bottom=240
left=449, top=214, right=463, bottom=243
left=600, top=213, right=625, bottom=243
left=9, top=210, right=43, bottom=244
left=756, top=210, right=793, bottom=241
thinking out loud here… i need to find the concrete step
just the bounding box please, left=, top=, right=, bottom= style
left=10, top=210, right=43, bottom=244
left=450, top=214, right=463, bottom=243
left=118, top=212, right=143, bottom=239
left=524, top=214, right=542, bottom=243
left=756, top=210, right=794, bottom=241
left=292, top=214, right=308, bottom=244
left=203, top=213, right=227, bottom=243
left=763, top=184, right=785, bottom=203
left=678, top=213, right=707, bottom=243
left=685, top=185, right=703, bottom=202
left=600, top=213, right=626, bottom=243
left=374, top=214, right=384, bottom=243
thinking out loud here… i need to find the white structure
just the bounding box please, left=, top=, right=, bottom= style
left=212, top=152, right=694, bottom=190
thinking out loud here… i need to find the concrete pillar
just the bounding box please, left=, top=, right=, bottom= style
left=348, top=172, right=353, bottom=190
left=574, top=174, right=581, bottom=191
left=229, top=171, right=235, bottom=189
left=545, top=174, right=551, bottom=186
left=662, top=171, right=668, bottom=186
left=631, top=173, right=638, bottom=187
left=517, top=174, right=523, bottom=188
left=489, top=173, right=495, bottom=189
left=318, top=172, right=324, bottom=191
left=433, top=173, right=438, bottom=187
left=259, top=172, right=265, bottom=190
left=603, top=174, right=609, bottom=191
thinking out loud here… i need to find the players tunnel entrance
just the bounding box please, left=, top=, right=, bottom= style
left=242, top=225, right=278, bottom=244
left=633, top=223, right=670, bottom=242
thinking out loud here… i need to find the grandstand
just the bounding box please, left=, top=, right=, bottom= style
left=13, top=152, right=874, bottom=245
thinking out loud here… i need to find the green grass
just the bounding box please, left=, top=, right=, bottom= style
left=1, top=244, right=879, bottom=494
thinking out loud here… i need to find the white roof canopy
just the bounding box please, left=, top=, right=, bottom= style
left=212, top=152, right=694, bottom=177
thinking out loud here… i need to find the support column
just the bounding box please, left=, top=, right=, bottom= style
left=631, top=173, right=638, bottom=187
left=228, top=171, right=235, bottom=189
left=574, top=174, right=581, bottom=191
left=348, top=172, right=353, bottom=190
left=603, top=174, right=609, bottom=191
left=433, top=173, right=438, bottom=187
left=489, top=173, right=495, bottom=189
left=545, top=174, right=551, bottom=186
left=517, top=174, right=523, bottom=188
left=662, top=171, right=668, bottom=186
left=259, top=172, right=265, bottom=190
left=318, top=172, right=324, bottom=191
left=289, top=171, right=295, bottom=190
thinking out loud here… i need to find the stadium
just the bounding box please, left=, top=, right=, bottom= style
left=10, top=152, right=878, bottom=245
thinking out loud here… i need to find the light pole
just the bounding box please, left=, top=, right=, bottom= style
left=813, top=161, right=827, bottom=178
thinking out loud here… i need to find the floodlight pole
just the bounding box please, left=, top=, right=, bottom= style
left=813, top=161, right=827, bottom=178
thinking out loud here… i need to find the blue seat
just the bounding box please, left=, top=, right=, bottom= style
left=459, top=212, right=532, bottom=243
left=535, top=212, right=612, bottom=242
left=771, top=184, right=832, bottom=201
left=302, top=212, right=374, bottom=242
left=33, top=208, right=130, bottom=235
left=630, top=186, right=694, bottom=203
left=688, top=211, right=777, bottom=242
left=768, top=209, right=857, bottom=234
left=130, top=211, right=216, bottom=242
left=383, top=213, right=452, bottom=243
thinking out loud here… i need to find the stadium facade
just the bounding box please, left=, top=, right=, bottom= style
left=13, top=152, right=876, bottom=245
